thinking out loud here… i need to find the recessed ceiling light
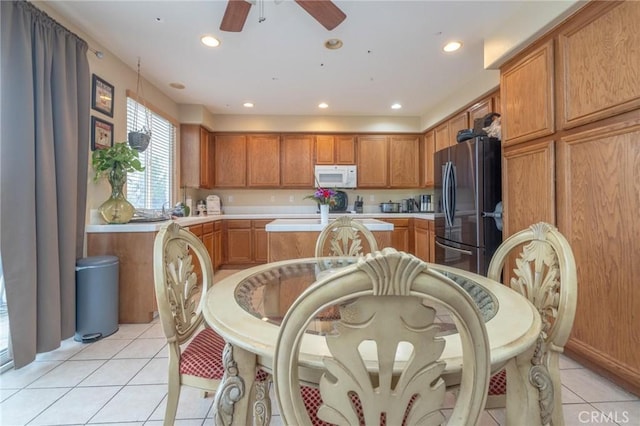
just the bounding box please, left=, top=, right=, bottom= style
left=243, top=102, right=254, bottom=108
left=324, top=38, right=343, bottom=50
left=318, top=102, right=329, bottom=109
left=443, top=41, right=462, bottom=52
left=391, top=103, right=402, bottom=110
left=169, top=82, right=185, bottom=90
left=201, top=35, right=220, bottom=47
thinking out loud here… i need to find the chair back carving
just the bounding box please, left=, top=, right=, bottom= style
left=153, top=222, right=212, bottom=345
left=315, top=216, right=379, bottom=271
left=487, top=221, right=577, bottom=425
left=274, top=248, right=490, bottom=426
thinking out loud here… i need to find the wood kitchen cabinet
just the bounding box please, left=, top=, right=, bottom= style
left=468, top=98, right=493, bottom=128
left=214, top=134, right=246, bottom=187
left=378, top=218, right=410, bottom=252
left=224, top=219, right=269, bottom=265
left=180, top=124, right=213, bottom=189
left=247, top=134, right=280, bottom=187
left=434, top=122, right=449, bottom=154
left=212, top=221, right=223, bottom=270
left=413, top=218, right=434, bottom=262
left=389, top=135, right=420, bottom=188
left=501, top=39, right=554, bottom=146
left=357, top=136, right=388, bottom=187
left=281, top=135, right=315, bottom=187
left=253, top=220, right=270, bottom=263
left=422, top=130, right=435, bottom=187
left=315, top=135, right=356, bottom=164
left=447, top=111, right=469, bottom=147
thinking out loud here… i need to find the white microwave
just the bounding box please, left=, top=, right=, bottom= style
left=314, top=165, right=357, bottom=188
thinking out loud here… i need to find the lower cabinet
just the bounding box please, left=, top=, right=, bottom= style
left=377, top=218, right=410, bottom=252
left=225, top=219, right=269, bottom=265
left=413, top=219, right=435, bottom=262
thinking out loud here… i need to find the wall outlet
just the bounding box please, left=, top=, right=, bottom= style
left=289, top=195, right=295, bottom=202
left=369, top=195, right=375, bottom=202
left=228, top=195, right=234, bottom=203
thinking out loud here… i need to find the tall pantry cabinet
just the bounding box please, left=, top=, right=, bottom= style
left=500, top=0, right=640, bottom=395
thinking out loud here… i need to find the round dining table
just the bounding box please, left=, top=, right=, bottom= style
left=203, top=257, right=543, bottom=426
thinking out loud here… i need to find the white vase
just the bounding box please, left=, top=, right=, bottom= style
left=320, top=204, right=329, bottom=225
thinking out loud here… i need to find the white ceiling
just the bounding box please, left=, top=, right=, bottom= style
left=46, top=0, right=575, bottom=118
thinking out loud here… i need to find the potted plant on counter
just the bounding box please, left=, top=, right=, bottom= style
left=92, top=142, right=145, bottom=224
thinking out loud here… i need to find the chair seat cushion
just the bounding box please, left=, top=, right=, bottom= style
left=180, top=328, right=226, bottom=379
left=301, top=385, right=363, bottom=426
left=488, top=369, right=507, bottom=396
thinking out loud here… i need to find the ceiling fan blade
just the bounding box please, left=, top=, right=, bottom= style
left=295, top=0, right=346, bottom=31
left=220, top=0, right=252, bottom=32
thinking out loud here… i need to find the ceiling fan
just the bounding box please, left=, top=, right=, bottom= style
left=220, top=0, right=346, bottom=32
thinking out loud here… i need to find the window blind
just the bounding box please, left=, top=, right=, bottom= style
left=126, top=97, right=175, bottom=209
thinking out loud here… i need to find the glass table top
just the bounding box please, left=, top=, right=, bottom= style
left=233, top=259, right=498, bottom=336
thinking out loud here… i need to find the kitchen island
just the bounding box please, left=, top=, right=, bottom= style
left=266, top=218, right=393, bottom=262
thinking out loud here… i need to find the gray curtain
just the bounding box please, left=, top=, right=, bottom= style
left=0, top=0, right=90, bottom=367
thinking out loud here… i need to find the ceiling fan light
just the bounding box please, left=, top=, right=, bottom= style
left=201, top=35, right=221, bottom=47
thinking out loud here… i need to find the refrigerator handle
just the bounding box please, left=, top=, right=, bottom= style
left=435, top=240, right=473, bottom=256
left=443, top=162, right=453, bottom=228
left=450, top=163, right=457, bottom=223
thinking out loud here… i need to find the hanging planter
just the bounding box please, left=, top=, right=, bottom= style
left=128, top=57, right=152, bottom=153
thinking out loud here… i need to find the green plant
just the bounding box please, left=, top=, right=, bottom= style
left=91, top=142, right=145, bottom=182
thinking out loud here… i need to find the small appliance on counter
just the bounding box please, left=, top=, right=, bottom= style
left=419, top=194, right=433, bottom=212
left=196, top=200, right=207, bottom=216
left=329, top=190, right=348, bottom=212
left=206, top=195, right=221, bottom=215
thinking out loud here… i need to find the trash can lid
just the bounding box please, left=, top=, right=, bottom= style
left=76, top=255, right=119, bottom=270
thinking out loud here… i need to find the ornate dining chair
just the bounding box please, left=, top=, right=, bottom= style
left=274, top=248, right=491, bottom=426
left=314, top=216, right=379, bottom=271
left=485, top=222, right=577, bottom=426
left=153, top=222, right=226, bottom=425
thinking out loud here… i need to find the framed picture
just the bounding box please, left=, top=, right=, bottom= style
left=91, top=116, right=113, bottom=151
left=91, top=74, right=114, bottom=117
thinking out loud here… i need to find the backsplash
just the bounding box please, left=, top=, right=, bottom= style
left=187, top=188, right=435, bottom=215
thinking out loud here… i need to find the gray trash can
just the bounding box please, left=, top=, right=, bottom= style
left=75, top=255, right=119, bottom=342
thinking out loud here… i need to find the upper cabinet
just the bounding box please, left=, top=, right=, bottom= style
left=247, top=134, right=280, bottom=187
left=501, top=40, right=555, bottom=146
left=557, top=1, right=640, bottom=129
left=281, top=134, right=315, bottom=187
left=315, top=135, right=356, bottom=164
left=389, top=135, right=421, bottom=188
left=180, top=124, right=213, bottom=189
left=422, top=130, right=435, bottom=187
left=214, top=134, right=247, bottom=187
left=357, top=136, right=388, bottom=187
left=434, top=122, right=449, bottom=153
left=468, top=98, right=493, bottom=128
left=357, top=135, right=421, bottom=188
left=447, top=111, right=469, bottom=147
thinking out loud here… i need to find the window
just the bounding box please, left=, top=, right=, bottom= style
left=126, top=97, right=176, bottom=209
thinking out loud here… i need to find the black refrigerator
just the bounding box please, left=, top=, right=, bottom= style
left=434, top=136, right=502, bottom=276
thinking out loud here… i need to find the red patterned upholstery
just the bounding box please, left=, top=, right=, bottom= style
left=179, top=327, right=226, bottom=379
left=488, top=369, right=507, bottom=396
left=300, top=385, right=416, bottom=425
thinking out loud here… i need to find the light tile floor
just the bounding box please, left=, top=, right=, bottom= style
left=1, top=271, right=638, bottom=425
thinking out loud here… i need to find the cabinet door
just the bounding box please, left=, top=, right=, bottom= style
left=315, top=135, right=335, bottom=164
left=225, top=220, right=253, bottom=264
left=422, top=130, right=435, bottom=187
left=281, top=135, right=314, bottom=187
left=253, top=220, right=271, bottom=263
left=213, top=227, right=222, bottom=270
left=381, top=218, right=410, bottom=252
left=557, top=1, right=640, bottom=129
left=180, top=124, right=211, bottom=188
left=357, top=136, right=388, bottom=187
left=247, top=135, right=280, bottom=187
left=389, top=135, right=420, bottom=188
left=414, top=226, right=429, bottom=262
left=468, top=98, right=493, bottom=128
left=335, top=136, right=356, bottom=164
left=434, top=122, right=449, bottom=153
left=214, top=135, right=247, bottom=187
left=448, top=111, right=469, bottom=147
left=502, top=139, right=555, bottom=237
left=501, top=40, right=555, bottom=146
left=557, top=118, right=640, bottom=379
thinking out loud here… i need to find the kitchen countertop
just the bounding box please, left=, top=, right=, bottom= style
left=265, top=218, right=393, bottom=232
left=85, top=212, right=435, bottom=233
